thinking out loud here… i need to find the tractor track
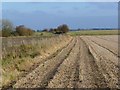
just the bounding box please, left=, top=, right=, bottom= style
left=77, top=38, right=107, bottom=88
left=81, top=36, right=118, bottom=88
left=96, top=36, right=118, bottom=43
left=86, top=36, right=119, bottom=57
left=91, top=39, right=119, bottom=58
left=46, top=36, right=80, bottom=88
left=3, top=36, right=118, bottom=89
left=13, top=37, right=77, bottom=88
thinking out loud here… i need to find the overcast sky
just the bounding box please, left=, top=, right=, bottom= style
left=2, top=2, right=118, bottom=30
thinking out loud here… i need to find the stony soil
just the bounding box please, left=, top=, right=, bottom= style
left=5, top=36, right=118, bottom=89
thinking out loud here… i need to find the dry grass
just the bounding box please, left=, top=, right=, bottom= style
left=1, top=35, right=72, bottom=87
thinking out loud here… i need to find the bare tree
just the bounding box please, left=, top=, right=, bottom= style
left=2, top=19, right=14, bottom=37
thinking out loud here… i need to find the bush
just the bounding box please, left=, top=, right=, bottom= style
left=49, top=24, right=69, bottom=34
left=16, top=25, right=34, bottom=36
left=57, top=24, right=69, bottom=33
left=42, top=29, right=48, bottom=32
left=2, top=19, right=14, bottom=37
left=2, top=29, right=12, bottom=37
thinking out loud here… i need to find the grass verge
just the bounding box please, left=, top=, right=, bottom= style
left=1, top=35, right=72, bottom=88
left=68, top=30, right=119, bottom=36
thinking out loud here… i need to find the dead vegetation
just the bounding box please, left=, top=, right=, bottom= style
left=1, top=35, right=72, bottom=88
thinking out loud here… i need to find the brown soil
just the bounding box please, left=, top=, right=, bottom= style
left=4, top=36, right=118, bottom=89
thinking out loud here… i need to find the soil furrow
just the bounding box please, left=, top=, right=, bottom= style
left=88, top=44, right=118, bottom=88
left=96, top=36, right=118, bottom=43
left=87, top=36, right=118, bottom=57
left=77, top=37, right=107, bottom=88
left=67, top=37, right=81, bottom=88
left=4, top=36, right=118, bottom=89
left=13, top=37, right=77, bottom=88
left=91, top=39, right=119, bottom=58
left=83, top=37, right=118, bottom=66
left=42, top=38, right=77, bottom=88
left=91, top=40, right=118, bottom=67
left=72, top=49, right=80, bottom=89
left=81, top=36, right=118, bottom=88
left=47, top=37, right=80, bottom=88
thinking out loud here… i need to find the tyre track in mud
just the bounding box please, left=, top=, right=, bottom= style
left=96, top=36, right=118, bottom=43
left=86, top=36, right=119, bottom=57
left=13, top=37, right=77, bottom=88
left=84, top=36, right=118, bottom=66
left=7, top=36, right=118, bottom=89
left=88, top=45, right=118, bottom=88
left=81, top=36, right=118, bottom=88
left=70, top=43, right=80, bottom=89
left=47, top=36, right=80, bottom=88
left=77, top=37, right=107, bottom=88
left=91, top=38, right=119, bottom=58
left=47, top=37, right=107, bottom=88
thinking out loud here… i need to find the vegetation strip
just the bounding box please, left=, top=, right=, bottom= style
left=2, top=36, right=73, bottom=89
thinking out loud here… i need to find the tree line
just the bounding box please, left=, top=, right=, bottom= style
left=40, top=24, right=69, bottom=34
left=1, top=19, right=69, bottom=37
left=1, top=19, right=34, bottom=37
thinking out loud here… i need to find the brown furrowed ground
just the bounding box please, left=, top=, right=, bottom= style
left=3, top=35, right=119, bottom=89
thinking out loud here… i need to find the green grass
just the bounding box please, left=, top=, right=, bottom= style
left=67, top=30, right=119, bottom=36
left=1, top=32, right=55, bottom=38
left=34, top=32, right=55, bottom=37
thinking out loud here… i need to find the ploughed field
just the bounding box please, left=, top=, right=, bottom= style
left=5, top=35, right=120, bottom=88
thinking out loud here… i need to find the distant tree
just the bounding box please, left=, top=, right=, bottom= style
left=42, top=29, right=48, bottom=32
left=32, top=30, right=36, bottom=32
left=0, top=20, right=2, bottom=30
left=49, top=29, right=56, bottom=34
left=0, top=31, right=2, bottom=37
left=2, top=19, right=14, bottom=37
left=54, top=29, right=61, bottom=34
left=57, top=24, right=69, bottom=34
left=49, top=28, right=54, bottom=33
left=11, top=31, right=19, bottom=36
left=27, top=28, right=34, bottom=35
left=37, top=30, right=41, bottom=32
left=16, top=25, right=34, bottom=36
left=78, top=28, right=81, bottom=30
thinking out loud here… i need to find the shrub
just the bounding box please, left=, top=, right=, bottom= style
left=57, top=24, right=69, bottom=33
left=49, top=24, right=69, bottom=34
left=42, top=29, right=48, bottom=32
left=2, top=19, right=14, bottom=37
left=16, top=25, right=34, bottom=36
left=2, top=29, right=12, bottom=37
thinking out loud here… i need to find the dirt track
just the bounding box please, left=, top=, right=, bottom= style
left=12, top=36, right=118, bottom=89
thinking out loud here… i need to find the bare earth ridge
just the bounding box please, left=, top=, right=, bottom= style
left=12, top=36, right=119, bottom=89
